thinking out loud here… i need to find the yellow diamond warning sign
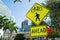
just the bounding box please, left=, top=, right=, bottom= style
left=30, top=25, right=48, bottom=37
left=26, top=3, right=49, bottom=25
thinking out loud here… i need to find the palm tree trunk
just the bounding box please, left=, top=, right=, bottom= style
left=3, top=30, right=6, bottom=40
left=51, top=38, right=55, bottom=40
left=10, top=32, right=12, bottom=40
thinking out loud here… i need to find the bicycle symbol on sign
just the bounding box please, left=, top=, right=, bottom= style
left=31, top=6, right=42, bottom=13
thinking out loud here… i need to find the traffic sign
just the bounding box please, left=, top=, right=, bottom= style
left=30, top=25, right=48, bottom=37
left=26, top=3, right=49, bottom=25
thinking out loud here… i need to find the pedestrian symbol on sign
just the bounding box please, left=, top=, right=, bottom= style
left=35, top=12, right=40, bottom=21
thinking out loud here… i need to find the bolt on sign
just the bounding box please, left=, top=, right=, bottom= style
left=26, top=3, right=49, bottom=25
left=30, top=25, right=48, bottom=37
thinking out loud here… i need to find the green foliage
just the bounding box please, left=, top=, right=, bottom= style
left=14, top=0, right=22, bottom=3
left=8, top=21, right=18, bottom=33
left=14, top=34, right=25, bottom=40
left=0, top=15, right=18, bottom=40
left=46, top=0, right=60, bottom=37
left=0, top=15, right=11, bottom=30
left=7, top=21, right=18, bottom=40
left=0, top=36, right=2, bottom=40
left=14, top=0, right=31, bottom=3
left=0, top=15, right=18, bottom=31
left=46, top=0, right=60, bottom=28
left=0, top=16, right=7, bottom=29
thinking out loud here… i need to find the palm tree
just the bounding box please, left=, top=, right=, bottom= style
left=3, top=20, right=18, bottom=40
left=2, top=17, right=10, bottom=40
left=0, top=16, right=9, bottom=40
left=0, top=16, right=7, bottom=29
left=9, top=26, right=18, bottom=40
left=8, top=21, right=18, bottom=40
left=14, top=0, right=31, bottom=3
left=0, top=15, right=18, bottom=40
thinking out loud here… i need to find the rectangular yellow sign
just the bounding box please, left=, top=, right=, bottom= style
left=30, top=25, right=48, bottom=37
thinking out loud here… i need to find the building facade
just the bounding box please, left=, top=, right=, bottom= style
left=21, top=20, right=28, bottom=31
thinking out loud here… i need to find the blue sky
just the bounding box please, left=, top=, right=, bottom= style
left=2, top=0, right=45, bottom=28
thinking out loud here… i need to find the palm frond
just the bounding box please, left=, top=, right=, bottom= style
left=14, top=0, right=22, bottom=3
left=29, top=0, right=31, bottom=2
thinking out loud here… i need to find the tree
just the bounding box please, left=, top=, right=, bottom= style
left=0, top=16, right=9, bottom=40
left=3, top=20, right=13, bottom=40
left=14, top=0, right=22, bottom=3
left=45, top=0, right=60, bottom=40
left=8, top=21, right=18, bottom=40
left=3, top=20, right=10, bottom=40
left=14, top=0, right=31, bottom=3
left=0, top=16, right=7, bottom=29
left=0, top=15, right=18, bottom=40
left=46, top=0, right=60, bottom=28
left=14, top=34, right=25, bottom=40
